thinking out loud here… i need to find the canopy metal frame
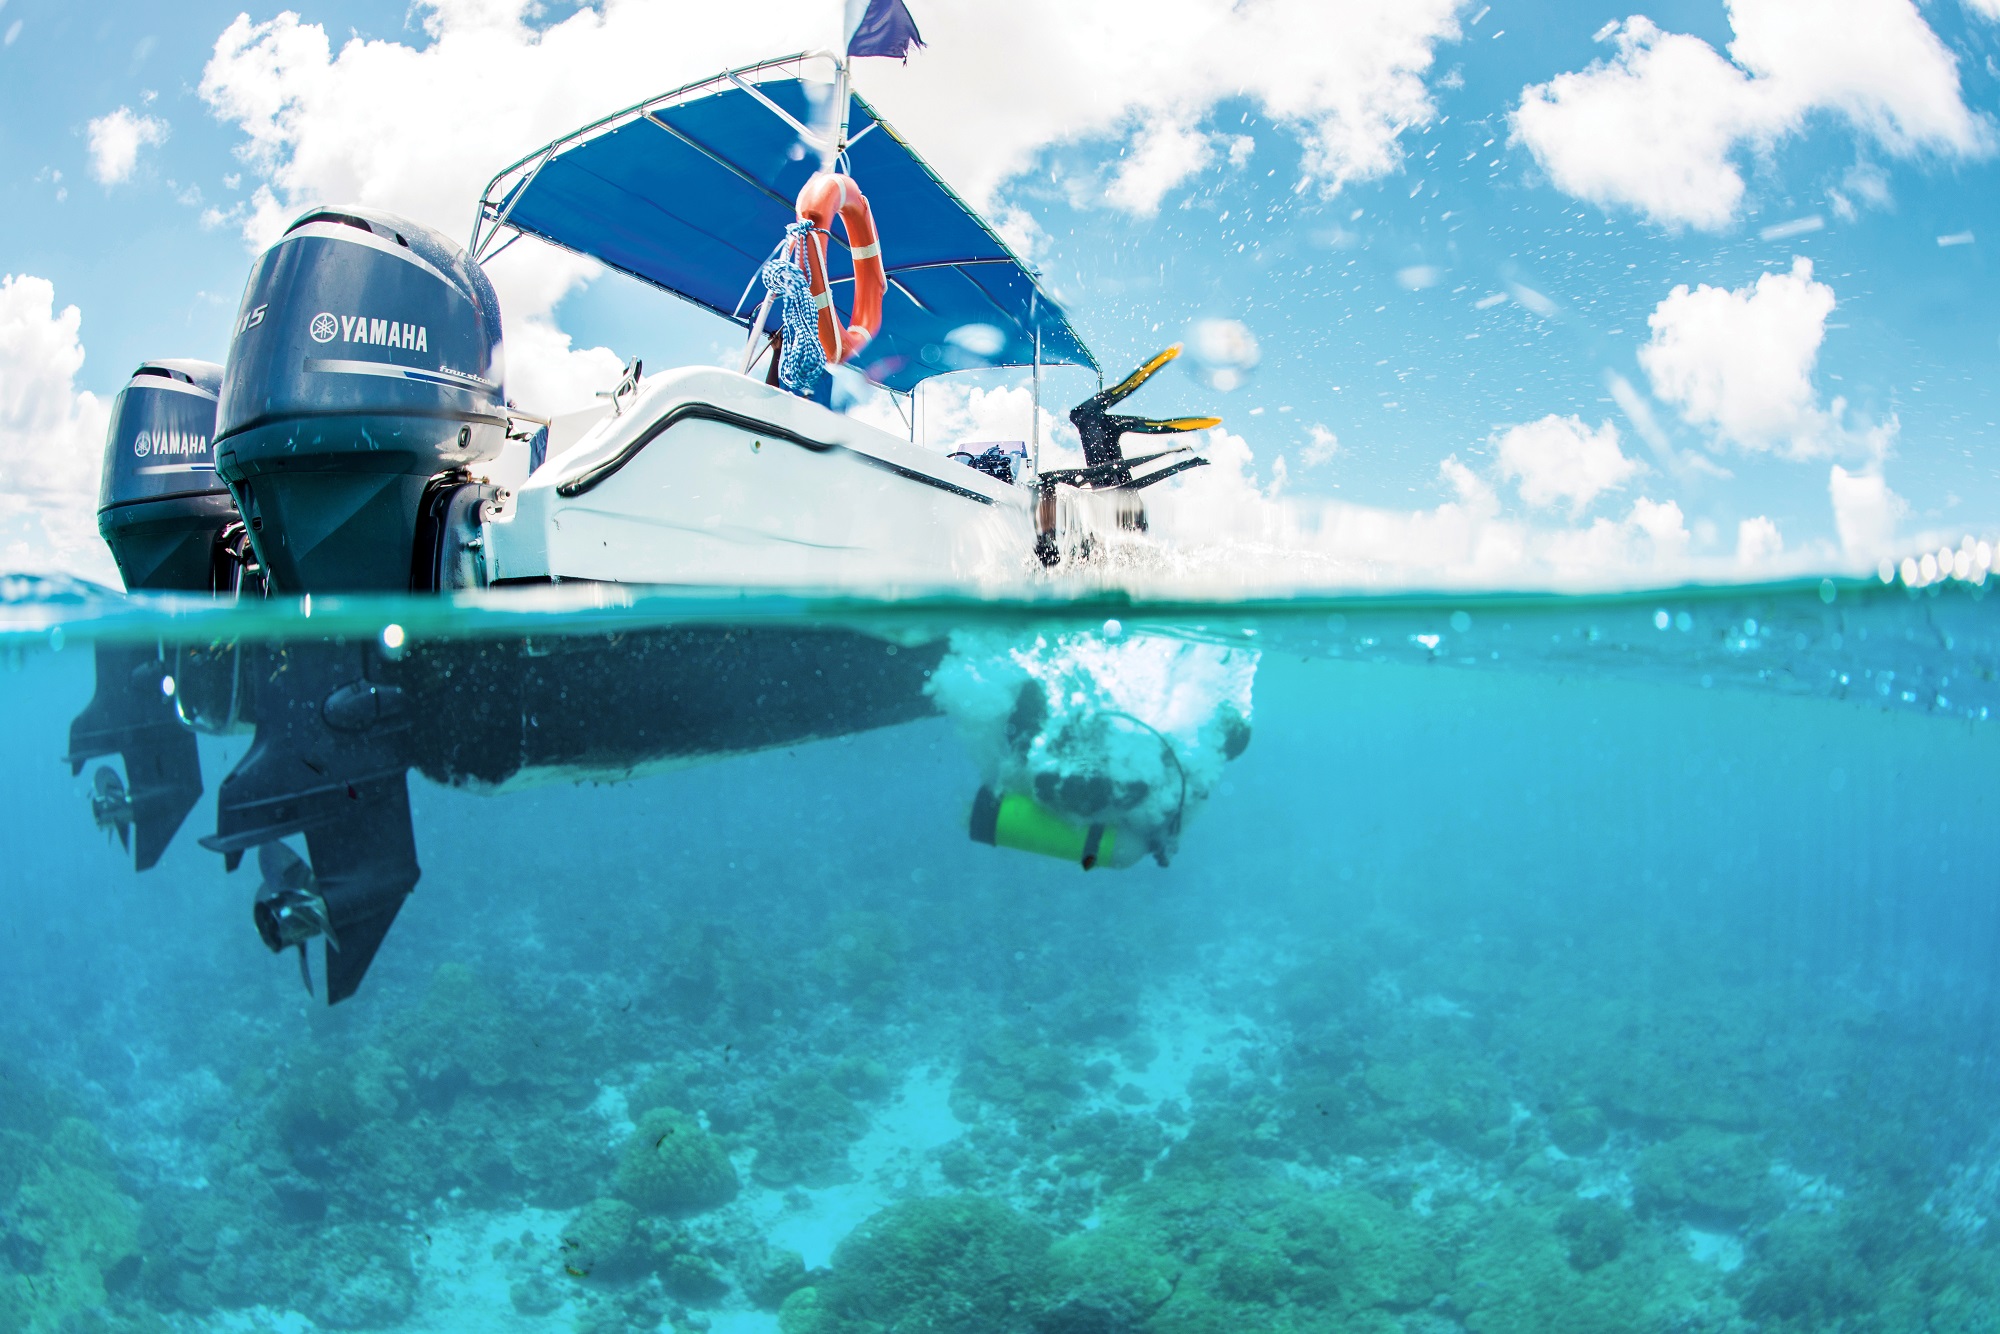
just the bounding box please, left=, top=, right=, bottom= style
left=468, top=51, right=1097, bottom=394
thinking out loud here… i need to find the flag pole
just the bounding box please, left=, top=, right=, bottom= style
left=834, top=0, right=852, bottom=162
left=834, top=53, right=851, bottom=161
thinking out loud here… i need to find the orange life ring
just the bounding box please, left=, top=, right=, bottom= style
left=794, top=173, right=885, bottom=364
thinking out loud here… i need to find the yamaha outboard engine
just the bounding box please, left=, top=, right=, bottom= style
left=75, top=360, right=233, bottom=869
left=96, top=360, right=246, bottom=593
left=215, top=206, right=505, bottom=592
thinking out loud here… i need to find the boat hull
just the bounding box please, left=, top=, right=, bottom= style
left=486, top=368, right=1035, bottom=589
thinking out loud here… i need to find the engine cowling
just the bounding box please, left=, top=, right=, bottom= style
left=215, top=207, right=505, bottom=593
left=96, top=360, right=239, bottom=592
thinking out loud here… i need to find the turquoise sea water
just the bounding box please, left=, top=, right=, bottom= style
left=4, top=576, right=2000, bottom=1333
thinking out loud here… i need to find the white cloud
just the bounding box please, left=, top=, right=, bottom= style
left=1512, top=0, right=1992, bottom=229
left=196, top=0, right=1467, bottom=409
left=1493, top=414, right=1638, bottom=513
left=492, top=304, right=628, bottom=423
left=85, top=107, right=169, bottom=186
left=862, top=0, right=1464, bottom=209
left=850, top=380, right=1071, bottom=462
left=1626, top=496, right=1693, bottom=562
left=1105, top=118, right=1214, bottom=215
left=1968, top=0, right=2000, bottom=20
left=1832, top=160, right=1892, bottom=221
left=1639, top=257, right=1850, bottom=456
left=1512, top=18, right=1763, bottom=230
left=1123, top=429, right=1806, bottom=592
left=1301, top=423, right=1340, bottom=467
left=200, top=0, right=1464, bottom=246
left=836, top=405, right=1816, bottom=591
left=197, top=1, right=781, bottom=414
left=1735, top=514, right=1784, bottom=566
left=1828, top=464, right=1906, bottom=558
left=1438, top=452, right=1499, bottom=512
left=0, top=275, right=115, bottom=581
left=992, top=206, right=1050, bottom=265
left=1728, top=0, right=1991, bottom=155
left=1531, top=497, right=1692, bottom=575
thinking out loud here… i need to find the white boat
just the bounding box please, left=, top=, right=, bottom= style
left=69, top=34, right=1249, bottom=1007
left=159, top=50, right=1214, bottom=597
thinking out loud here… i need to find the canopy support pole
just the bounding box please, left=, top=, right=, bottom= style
left=739, top=293, right=777, bottom=375
left=1030, top=290, right=1043, bottom=477
left=1032, top=328, right=1043, bottom=477
left=727, top=72, right=832, bottom=155
left=471, top=148, right=555, bottom=259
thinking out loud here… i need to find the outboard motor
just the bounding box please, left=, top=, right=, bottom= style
left=215, top=206, right=506, bottom=592
left=65, top=645, right=203, bottom=871
left=75, top=361, right=233, bottom=869
left=96, top=360, right=247, bottom=593
left=200, top=639, right=420, bottom=1004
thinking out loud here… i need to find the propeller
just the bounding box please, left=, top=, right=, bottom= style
left=252, top=841, right=335, bottom=998
left=89, top=766, right=133, bottom=852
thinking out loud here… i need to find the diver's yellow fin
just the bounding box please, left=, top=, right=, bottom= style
left=1100, top=344, right=1183, bottom=404
left=1144, top=415, right=1222, bottom=432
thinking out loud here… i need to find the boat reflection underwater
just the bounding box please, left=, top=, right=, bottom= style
left=64, top=623, right=1255, bottom=1004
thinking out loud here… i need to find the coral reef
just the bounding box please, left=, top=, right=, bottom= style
left=11, top=704, right=2000, bottom=1334
left=1734, top=1200, right=2000, bottom=1332
left=297, top=1223, right=418, bottom=1330
left=751, top=1067, right=871, bottom=1188
left=1, top=1117, right=142, bottom=1333
left=562, top=1197, right=645, bottom=1279
left=1450, top=1201, right=1725, bottom=1334
left=1635, top=1127, right=1774, bottom=1223
left=1048, top=1162, right=1447, bottom=1333
left=781, top=1195, right=1054, bottom=1334
left=614, top=1108, right=740, bottom=1216
left=953, top=1027, right=1088, bottom=1124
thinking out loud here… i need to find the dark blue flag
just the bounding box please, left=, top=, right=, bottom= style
left=846, top=0, right=925, bottom=60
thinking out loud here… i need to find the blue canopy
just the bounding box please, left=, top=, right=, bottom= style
left=473, top=58, right=1096, bottom=394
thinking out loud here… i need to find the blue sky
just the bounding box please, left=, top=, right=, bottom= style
left=3, top=0, right=1998, bottom=586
